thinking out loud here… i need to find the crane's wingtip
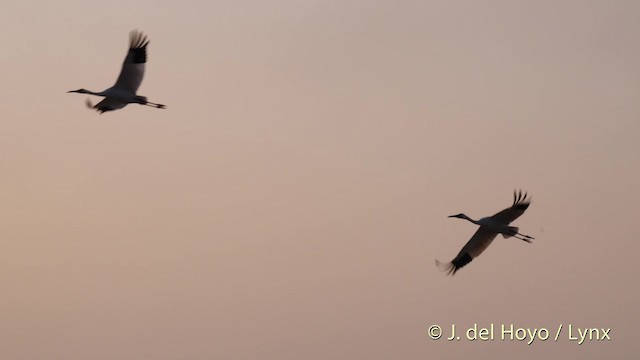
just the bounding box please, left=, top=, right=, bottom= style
left=436, top=259, right=458, bottom=276
left=435, top=259, right=454, bottom=274
left=85, top=98, right=94, bottom=109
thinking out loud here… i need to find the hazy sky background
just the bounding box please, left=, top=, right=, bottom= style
left=1, top=1, right=638, bottom=359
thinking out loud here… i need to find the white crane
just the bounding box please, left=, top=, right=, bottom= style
left=436, top=190, right=534, bottom=275
left=68, top=30, right=165, bottom=113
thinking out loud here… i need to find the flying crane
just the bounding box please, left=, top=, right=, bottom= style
left=68, top=30, right=165, bottom=113
left=436, top=190, right=534, bottom=275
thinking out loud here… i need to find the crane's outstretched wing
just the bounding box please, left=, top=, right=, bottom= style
left=490, top=190, right=531, bottom=225
left=436, top=227, right=498, bottom=275
left=112, top=30, right=149, bottom=94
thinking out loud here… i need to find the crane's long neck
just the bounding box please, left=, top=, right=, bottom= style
left=461, top=214, right=480, bottom=225
left=68, top=89, right=105, bottom=96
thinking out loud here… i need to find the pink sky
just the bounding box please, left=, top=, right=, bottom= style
left=1, top=1, right=638, bottom=359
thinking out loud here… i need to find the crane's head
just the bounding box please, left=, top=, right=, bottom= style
left=67, top=88, right=90, bottom=94
left=448, top=213, right=468, bottom=220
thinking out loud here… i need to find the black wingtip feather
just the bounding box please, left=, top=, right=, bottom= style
left=128, top=30, right=149, bottom=64
left=512, top=189, right=530, bottom=210
left=450, top=253, right=473, bottom=275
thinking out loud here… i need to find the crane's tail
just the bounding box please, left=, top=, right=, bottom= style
left=503, top=226, right=534, bottom=242
left=502, top=226, right=519, bottom=238
left=435, top=259, right=455, bottom=275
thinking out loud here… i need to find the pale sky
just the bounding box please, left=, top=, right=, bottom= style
left=1, top=1, right=638, bottom=359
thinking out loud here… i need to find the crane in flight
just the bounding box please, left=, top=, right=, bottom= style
left=68, top=30, right=166, bottom=113
left=436, top=190, right=534, bottom=275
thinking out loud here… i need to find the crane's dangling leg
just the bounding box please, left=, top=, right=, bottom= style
left=517, top=232, right=534, bottom=240
left=514, top=233, right=533, bottom=243
left=143, top=101, right=166, bottom=109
